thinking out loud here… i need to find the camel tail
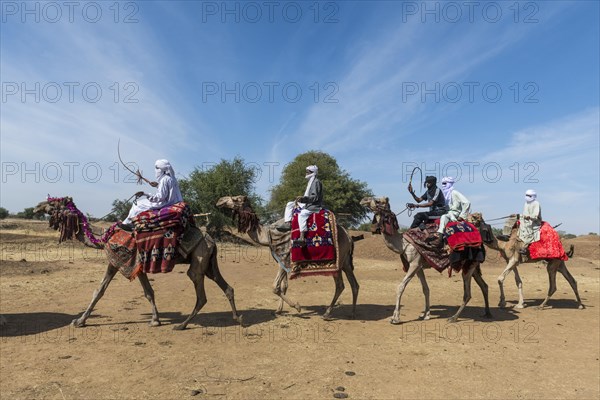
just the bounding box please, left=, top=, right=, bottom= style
left=566, top=244, right=575, bottom=258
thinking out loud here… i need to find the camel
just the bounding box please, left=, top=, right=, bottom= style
left=360, top=197, right=491, bottom=324
left=215, top=195, right=359, bottom=319
left=33, top=197, right=242, bottom=330
left=468, top=213, right=583, bottom=310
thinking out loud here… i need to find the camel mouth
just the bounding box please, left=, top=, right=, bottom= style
left=215, top=197, right=230, bottom=208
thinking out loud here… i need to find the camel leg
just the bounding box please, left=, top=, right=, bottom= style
left=390, top=264, right=419, bottom=325
left=206, top=251, right=243, bottom=325
left=173, top=264, right=207, bottom=330
left=276, top=272, right=289, bottom=314
left=72, top=264, right=119, bottom=327
left=512, top=267, right=525, bottom=308
left=448, top=262, right=476, bottom=323
left=273, top=267, right=301, bottom=313
left=137, top=272, right=161, bottom=327
left=472, top=265, right=492, bottom=318
left=342, top=264, right=360, bottom=319
left=557, top=261, right=585, bottom=309
left=323, top=273, right=345, bottom=320
left=538, top=262, right=558, bottom=309
left=416, top=268, right=430, bottom=320
left=497, top=258, right=518, bottom=308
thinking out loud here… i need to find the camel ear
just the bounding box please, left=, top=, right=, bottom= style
left=384, top=197, right=389, bottom=205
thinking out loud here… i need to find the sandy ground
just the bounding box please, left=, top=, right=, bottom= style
left=1, top=219, right=599, bottom=399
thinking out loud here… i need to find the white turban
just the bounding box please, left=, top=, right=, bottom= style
left=441, top=176, right=455, bottom=205
left=305, top=165, right=318, bottom=179
left=304, top=165, right=318, bottom=196
left=525, top=189, right=537, bottom=203
left=155, top=159, right=175, bottom=180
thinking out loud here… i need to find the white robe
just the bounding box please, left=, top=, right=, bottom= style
left=437, top=190, right=471, bottom=234
left=518, top=200, right=541, bottom=245
left=123, top=175, right=183, bottom=223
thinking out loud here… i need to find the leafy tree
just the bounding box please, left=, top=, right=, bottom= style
left=268, top=151, right=373, bottom=227
left=0, top=207, right=9, bottom=220
left=104, top=199, right=133, bottom=222
left=179, top=157, right=264, bottom=234
left=16, top=207, right=36, bottom=219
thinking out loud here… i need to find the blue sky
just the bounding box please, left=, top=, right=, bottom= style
left=1, top=0, right=599, bottom=234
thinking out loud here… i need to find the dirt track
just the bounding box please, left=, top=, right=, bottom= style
left=1, top=220, right=599, bottom=399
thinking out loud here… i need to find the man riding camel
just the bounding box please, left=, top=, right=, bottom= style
left=516, top=189, right=542, bottom=255
left=276, top=165, right=323, bottom=246
left=427, top=176, right=471, bottom=246
left=120, top=159, right=183, bottom=231
left=407, top=175, right=448, bottom=229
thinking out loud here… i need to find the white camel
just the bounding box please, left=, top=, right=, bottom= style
left=216, top=195, right=359, bottom=319
left=360, top=197, right=491, bottom=324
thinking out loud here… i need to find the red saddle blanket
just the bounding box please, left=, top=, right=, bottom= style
left=443, top=221, right=483, bottom=252
left=131, top=202, right=194, bottom=278
left=290, top=209, right=336, bottom=264
left=528, top=222, right=568, bottom=261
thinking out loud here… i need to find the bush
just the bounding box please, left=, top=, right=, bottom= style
left=0, top=207, right=9, bottom=220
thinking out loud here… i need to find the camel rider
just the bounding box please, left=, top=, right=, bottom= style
left=427, top=176, right=471, bottom=245
left=120, top=159, right=183, bottom=231
left=407, top=175, right=448, bottom=229
left=516, top=189, right=542, bottom=255
left=276, top=165, right=323, bottom=246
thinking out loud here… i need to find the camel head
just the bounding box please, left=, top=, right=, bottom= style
left=215, top=195, right=248, bottom=211
left=33, top=196, right=73, bottom=216
left=359, top=196, right=390, bottom=213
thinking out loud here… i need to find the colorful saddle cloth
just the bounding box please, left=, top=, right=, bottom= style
left=105, top=202, right=201, bottom=280
left=403, top=221, right=485, bottom=276
left=289, top=209, right=339, bottom=279
left=443, top=221, right=483, bottom=252
left=528, top=222, right=568, bottom=261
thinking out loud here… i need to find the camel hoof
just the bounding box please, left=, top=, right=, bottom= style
left=578, top=304, right=585, bottom=310
left=483, top=312, right=493, bottom=319
left=537, top=305, right=551, bottom=310
left=235, top=315, right=244, bottom=326
left=294, top=303, right=302, bottom=313
left=322, top=313, right=333, bottom=321
left=274, top=309, right=284, bottom=315
left=447, top=317, right=458, bottom=323
left=419, top=313, right=430, bottom=321
left=149, top=320, right=161, bottom=327
left=498, top=302, right=507, bottom=309
left=390, top=318, right=401, bottom=325
left=514, top=304, right=526, bottom=309
left=172, top=324, right=187, bottom=331
left=71, top=319, right=85, bottom=328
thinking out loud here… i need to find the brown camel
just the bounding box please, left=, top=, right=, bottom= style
left=468, top=213, right=583, bottom=310
left=33, top=197, right=242, bottom=330
left=216, top=195, right=359, bottom=319
left=360, top=197, right=491, bottom=324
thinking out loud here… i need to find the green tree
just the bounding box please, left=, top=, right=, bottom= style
left=179, top=157, right=264, bottom=234
left=104, top=199, right=133, bottom=222
left=16, top=207, right=36, bottom=219
left=0, top=207, right=9, bottom=220
left=268, top=151, right=373, bottom=227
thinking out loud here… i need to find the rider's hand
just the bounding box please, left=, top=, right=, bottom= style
left=135, top=191, right=145, bottom=197
left=407, top=203, right=416, bottom=208
left=149, top=181, right=158, bottom=187
left=408, top=183, right=413, bottom=193
left=295, top=196, right=303, bottom=202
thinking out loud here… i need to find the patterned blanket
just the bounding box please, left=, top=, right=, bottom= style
left=403, top=222, right=485, bottom=276
left=289, top=209, right=339, bottom=279
left=528, top=222, right=568, bottom=261
left=444, top=221, right=483, bottom=251
left=403, top=224, right=450, bottom=273
left=105, top=202, right=201, bottom=280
